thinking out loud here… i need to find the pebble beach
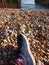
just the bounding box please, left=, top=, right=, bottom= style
left=0, top=9, right=49, bottom=65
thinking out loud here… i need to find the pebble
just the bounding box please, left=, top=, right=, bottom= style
left=0, top=9, right=49, bottom=64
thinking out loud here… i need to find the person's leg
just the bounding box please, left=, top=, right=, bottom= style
left=16, top=34, right=36, bottom=65
left=2, top=0, right=7, bottom=7
left=5, top=0, right=7, bottom=7
left=2, top=0, right=4, bottom=7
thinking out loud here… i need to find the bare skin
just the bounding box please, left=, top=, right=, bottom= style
left=2, top=0, right=7, bottom=7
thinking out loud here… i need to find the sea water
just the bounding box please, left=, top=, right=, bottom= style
left=21, top=0, right=35, bottom=4
left=21, top=0, right=49, bottom=9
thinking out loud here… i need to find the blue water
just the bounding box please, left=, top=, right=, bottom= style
left=21, top=0, right=35, bottom=4
left=21, top=0, right=49, bottom=9
left=21, top=4, right=49, bottom=9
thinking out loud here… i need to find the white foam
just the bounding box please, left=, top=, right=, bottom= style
left=21, top=0, right=35, bottom=4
